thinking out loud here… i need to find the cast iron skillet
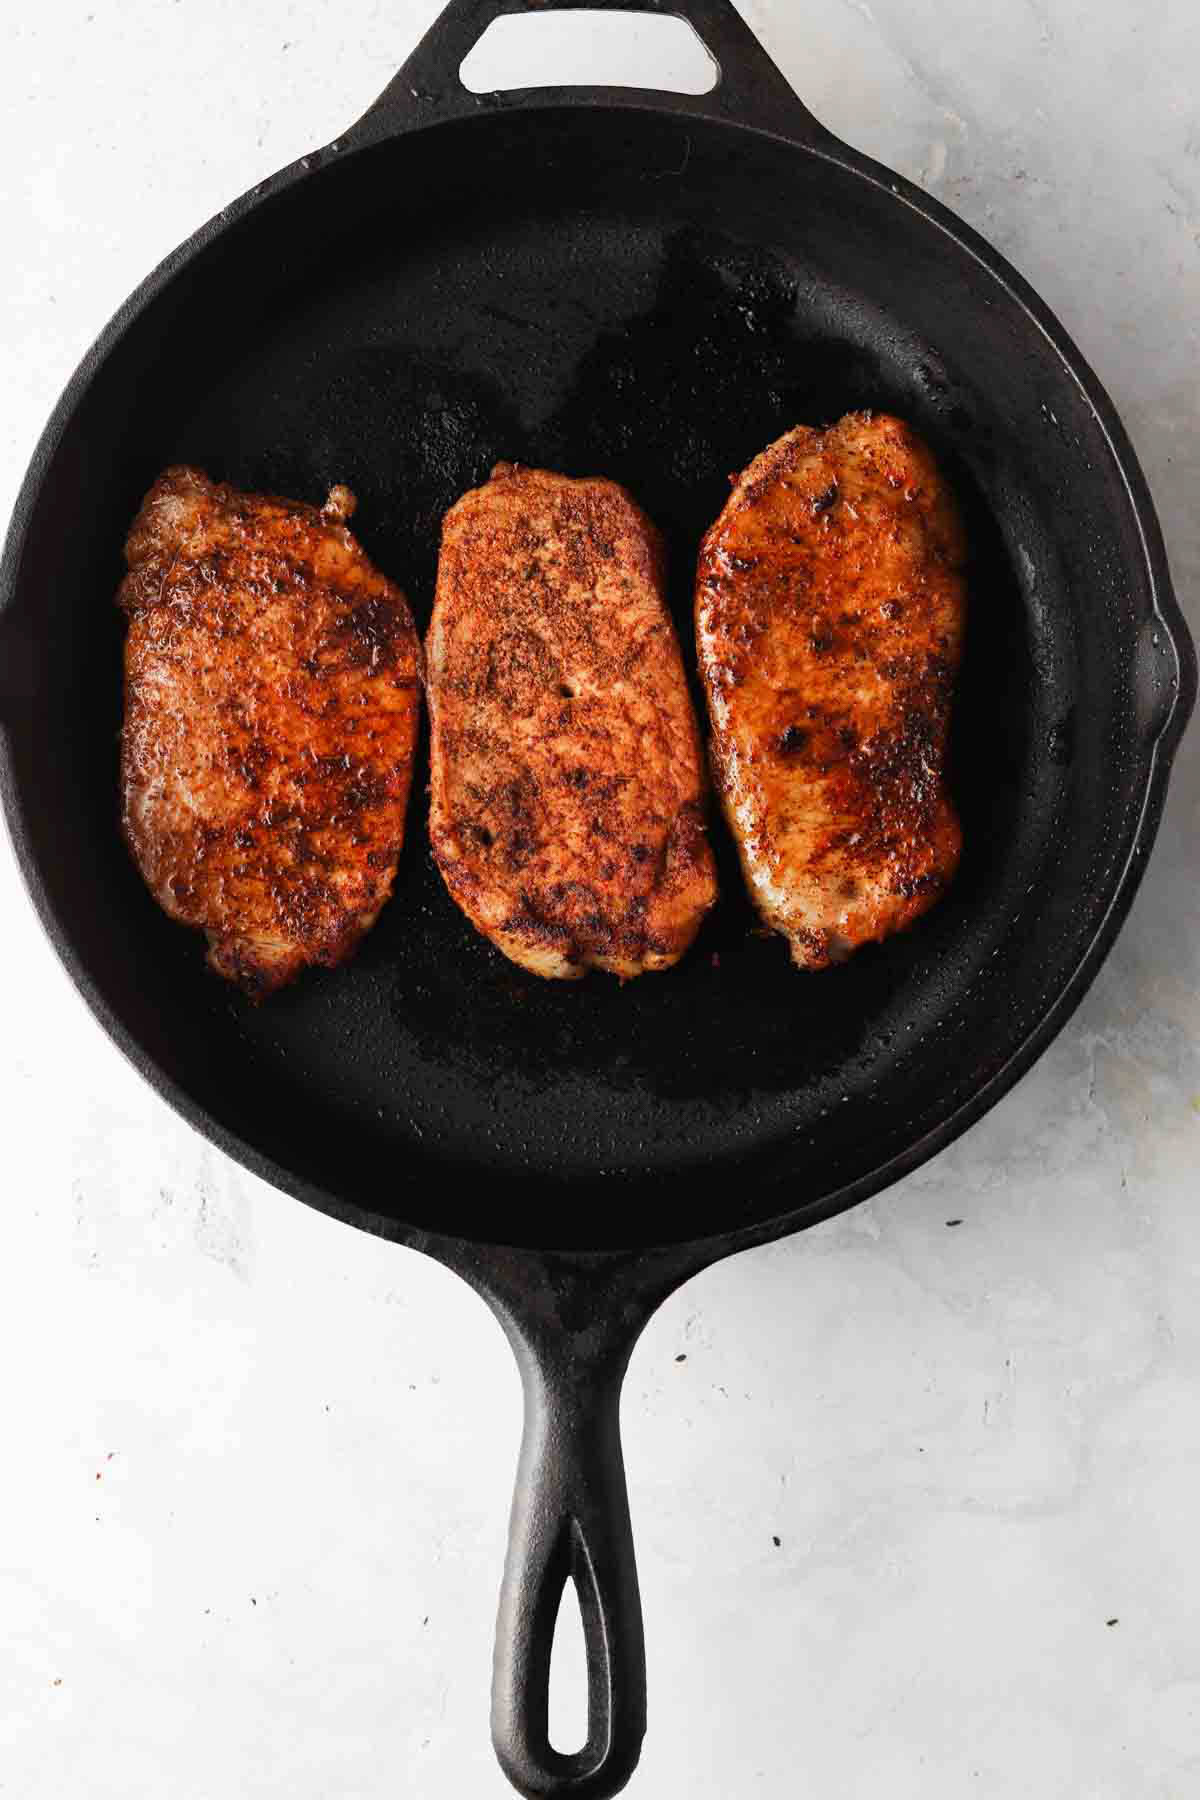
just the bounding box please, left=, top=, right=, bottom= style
left=1, top=1, right=1194, bottom=1793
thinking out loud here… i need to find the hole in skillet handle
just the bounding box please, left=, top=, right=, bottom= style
left=460, top=11, right=719, bottom=95
left=549, top=1570, right=590, bottom=1753
left=343, top=0, right=831, bottom=149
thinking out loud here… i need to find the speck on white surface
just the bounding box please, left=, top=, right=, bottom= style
left=2, top=4, right=1198, bottom=1796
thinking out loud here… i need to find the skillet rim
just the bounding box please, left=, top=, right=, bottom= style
left=1, top=97, right=1194, bottom=1257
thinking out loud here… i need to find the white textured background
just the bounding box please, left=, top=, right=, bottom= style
left=3, top=3, right=1198, bottom=1795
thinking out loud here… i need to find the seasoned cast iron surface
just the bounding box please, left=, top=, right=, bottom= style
left=162, top=215, right=1057, bottom=1192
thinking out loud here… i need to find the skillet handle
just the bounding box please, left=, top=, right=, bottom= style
left=414, top=1236, right=716, bottom=1799
left=492, top=1328, right=644, bottom=1799
left=345, top=0, right=826, bottom=147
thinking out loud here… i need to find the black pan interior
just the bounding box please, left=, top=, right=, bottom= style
left=2, top=109, right=1171, bottom=1247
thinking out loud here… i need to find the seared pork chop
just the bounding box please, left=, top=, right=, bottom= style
left=427, top=463, right=717, bottom=978
left=696, top=412, right=965, bottom=968
left=119, top=466, right=421, bottom=995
